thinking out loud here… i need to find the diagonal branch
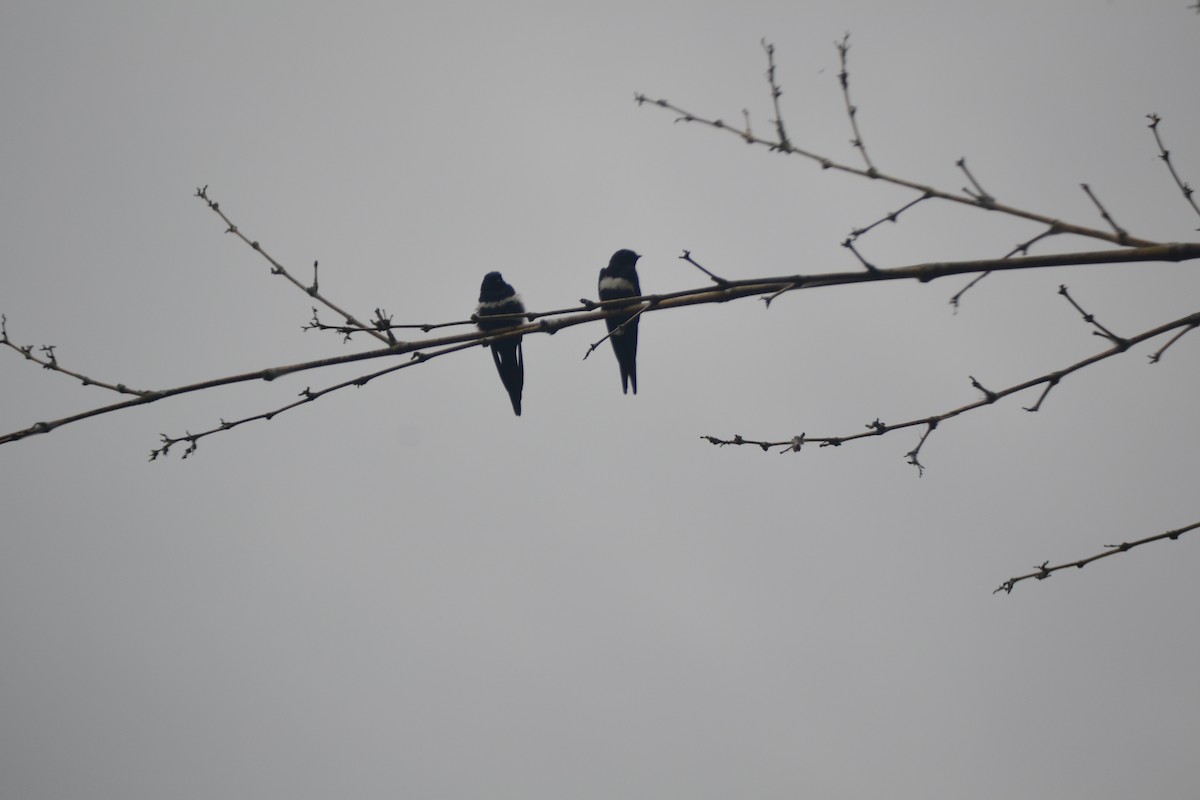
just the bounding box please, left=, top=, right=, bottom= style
left=702, top=308, right=1200, bottom=469
left=1, top=315, right=154, bottom=398
left=835, top=33, right=876, bottom=174
left=195, top=186, right=394, bottom=345
left=1146, top=114, right=1200, bottom=225
left=993, top=520, right=1200, bottom=595
left=150, top=338, right=485, bottom=459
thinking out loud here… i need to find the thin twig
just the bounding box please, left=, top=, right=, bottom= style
left=1, top=315, right=155, bottom=397
left=957, top=157, right=995, bottom=208
left=635, top=94, right=1158, bottom=250
left=150, top=338, right=482, bottom=459
left=1057, top=284, right=1128, bottom=348
left=679, top=250, right=731, bottom=285
left=582, top=302, right=652, bottom=360
left=195, top=186, right=392, bottom=345
left=950, top=225, right=1066, bottom=309
left=841, top=238, right=878, bottom=272
left=1148, top=321, right=1198, bottom=363
left=701, top=308, right=1200, bottom=467
left=1145, top=114, right=1200, bottom=225
left=1080, top=183, right=1129, bottom=244
left=993, top=520, right=1200, bottom=594
left=846, top=192, right=934, bottom=243
left=836, top=33, right=875, bottom=173
left=762, top=39, right=791, bottom=152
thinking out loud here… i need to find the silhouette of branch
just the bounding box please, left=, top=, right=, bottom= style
left=846, top=192, right=934, bottom=243
left=835, top=33, right=875, bottom=174
left=762, top=39, right=791, bottom=152
left=636, top=49, right=1158, bottom=249
left=582, top=301, right=652, bottom=361
left=0, top=315, right=155, bottom=398
left=6, top=242, right=1200, bottom=452
left=993, top=520, right=1200, bottom=595
left=701, top=307, right=1200, bottom=470
left=956, top=158, right=995, bottom=208
left=1057, top=284, right=1128, bottom=348
left=949, top=224, right=1067, bottom=308
left=150, top=337, right=484, bottom=460
left=679, top=250, right=731, bottom=285
left=195, top=186, right=395, bottom=345
left=840, top=237, right=879, bottom=272
left=1148, top=320, right=1199, bottom=363
left=1080, top=183, right=1129, bottom=244
left=1146, top=114, right=1200, bottom=225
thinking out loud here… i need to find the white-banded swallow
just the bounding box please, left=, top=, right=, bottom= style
left=597, top=249, right=642, bottom=395
left=476, top=271, right=525, bottom=416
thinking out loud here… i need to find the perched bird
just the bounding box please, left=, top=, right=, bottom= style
left=475, top=271, right=525, bottom=416
left=597, top=249, right=642, bottom=394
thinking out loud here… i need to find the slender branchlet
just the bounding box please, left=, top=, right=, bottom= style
left=949, top=224, right=1068, bottom=309
left=637, top=46, right=1160, bottom=250
left=841, top=238, right=879, bottom=272
left=836, top=33, right=875, bottom=174
left=0, top=315, right=155, bottom=397
left=150, top=338, right=483, bottom=460
left=994, top=519, right=1200, bottom=594
left=583, top=301, right=653, bottom=360
left=701, top=309, right=1200, bottom=464
left=1057, top=284, right=1128, bottom=349
left=956, top=157, right=995, bottom=208
left=1148, top=321, right=1198, bottom=363
left=904, top=421, right=937, bottom=476
left=1080, top=183, right=1129, bottom=243
left=195, top=186, right=392, bottom=345
left=847, top=192, right=934, bottom=243
left=762, top=39, right=792, bottom=152
left=679, top=250, right=731, bottom=285
left=1146, top=113, right=1200, bottom=225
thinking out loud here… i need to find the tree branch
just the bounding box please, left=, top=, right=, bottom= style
left=993, top=520, right=1200, bottom=595
left=702, top=307, right=1200, bottom=470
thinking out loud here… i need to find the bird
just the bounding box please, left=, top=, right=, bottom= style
left=475, top=271, right=525, bottom=416
left=597, top=249, right=642, bottom=394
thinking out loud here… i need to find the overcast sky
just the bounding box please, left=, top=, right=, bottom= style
left=2, top=2, right=1199, bottom=798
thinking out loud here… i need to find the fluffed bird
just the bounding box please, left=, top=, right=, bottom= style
left=476, top=271, right=525, bottom=416
left=597, top=249, right=642, bottom=394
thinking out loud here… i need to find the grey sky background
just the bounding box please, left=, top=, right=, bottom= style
left=2, top=1, right=1199, bottom=798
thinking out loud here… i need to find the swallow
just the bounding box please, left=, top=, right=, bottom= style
left=476, top=271, right=525, bottom=416
left=597, top=249, right=642, bottom=394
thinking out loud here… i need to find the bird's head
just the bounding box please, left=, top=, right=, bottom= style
left=609, top=249, right=641, bottom=272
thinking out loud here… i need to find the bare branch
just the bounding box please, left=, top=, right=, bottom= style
left=195, top=186, right=392, bottom=345
left=701, top=308, right=1200, bottom=464
left=1057, top=284, right=1128, bottom=348
left=1148, top=321, right=1199, bottom=363
left=846, top=192, right=934, bottom=243
left=994, top=520, right=1200, bottom=595
left=1080, top=183, right=1129, bottom=244
left=150, top=338, right=483, bottom=459
left=679, top=250, right=731, bottom=285
left=1145, top=114, right=1200, bottom=225
left=950, top=224, right=1066, bottom=309
left=582, top=302, right=652, bottom=361
left=762, top=39, right=791, bottom=152
left=7, top=243, right=1200, bottom=450
left=636, top=86, right=1158, bottom=249
left=835, top=33, right=875, bottom=174
left=956, top=157, right=995, bottom=208
left=1, top=315, right=155, bottom=397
